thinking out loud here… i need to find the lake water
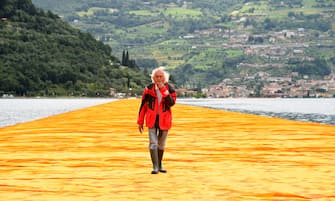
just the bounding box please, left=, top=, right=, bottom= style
left=0, top=98, right=115, bottom=128
left=178, top=98, right=335, bottom=125
left=0, top=98, right=334, bottom=128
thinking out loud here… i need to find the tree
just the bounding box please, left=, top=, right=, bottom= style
left=125, top=50, right=129, bottom=66
left=264, top=18, right=276, bottom=30
left=122, top=50, right=126, bottom=65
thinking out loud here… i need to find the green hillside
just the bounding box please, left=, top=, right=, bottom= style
left=31, top=0, right=335, bottom=90
left=0, top=0, right=149, bottom=97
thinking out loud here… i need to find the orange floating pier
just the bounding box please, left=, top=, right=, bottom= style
left=1, top=99, right=335, bottom=201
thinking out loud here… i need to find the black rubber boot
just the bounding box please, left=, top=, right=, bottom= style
left=158, top=149, right=167, bottom=173
left=150, top=148, right=159, bottom=174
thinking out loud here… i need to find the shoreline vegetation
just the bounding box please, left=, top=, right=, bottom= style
left=1, top=99, right=334, bottom=200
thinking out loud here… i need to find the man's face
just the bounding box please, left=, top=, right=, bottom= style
left=153, top=70, right=165, bottom=84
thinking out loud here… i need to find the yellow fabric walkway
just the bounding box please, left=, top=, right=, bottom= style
left=1, top=99, right=334, bottom=201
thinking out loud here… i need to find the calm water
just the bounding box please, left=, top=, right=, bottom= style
left=178, top=98, right=335, bottom=125
left=0, top=98, right=334, bottom=128
left=0, top=98, right=115, bottom=128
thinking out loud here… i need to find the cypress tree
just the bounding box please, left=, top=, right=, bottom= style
left=125, top=50, right=129, bottom=66
left=121, top=50, right=125, bottom=65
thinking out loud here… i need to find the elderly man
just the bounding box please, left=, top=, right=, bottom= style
left=137, top=67, right=177, bottom=174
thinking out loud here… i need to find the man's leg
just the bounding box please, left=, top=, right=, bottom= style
left=148, top=128, right=159, bottom=174
left=158, top=130, right=168, bottom=173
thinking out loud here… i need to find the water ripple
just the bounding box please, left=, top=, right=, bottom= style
left=225, top=109, right=335, bottom=125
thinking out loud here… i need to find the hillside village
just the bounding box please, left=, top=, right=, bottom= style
left=177, top=24, right=335, bottom=98
left=177, top=30, right=335, bottom=98
left=202, top=73, right=335, bottom=98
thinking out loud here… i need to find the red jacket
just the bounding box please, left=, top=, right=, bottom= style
left=137, top=83, right=177, bottom=130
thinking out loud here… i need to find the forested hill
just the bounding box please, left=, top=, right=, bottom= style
left=0, top=0, right=148, bottom=97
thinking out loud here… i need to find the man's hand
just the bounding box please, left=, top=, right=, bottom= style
left=138, top=124, right=144, bottom=133
left=156, top=82, right=164, bottom=89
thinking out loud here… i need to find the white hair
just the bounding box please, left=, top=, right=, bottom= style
left=151, top=67, right=170, bottom=83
